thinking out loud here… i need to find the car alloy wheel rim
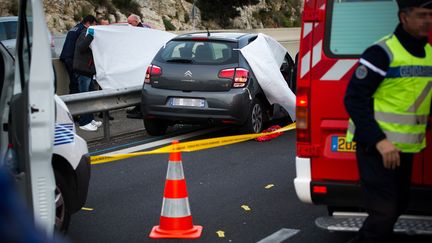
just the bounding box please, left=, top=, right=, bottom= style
left=55, top=185, right=65, bottom=229
left=251, top=103, right=263, bottom=133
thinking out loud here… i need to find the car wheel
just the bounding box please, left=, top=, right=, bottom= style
left=242, top=99, right=265, bottom=134
left=54, top=170, right=72, bottom=233
left=144, top=119, right=168, bottom=136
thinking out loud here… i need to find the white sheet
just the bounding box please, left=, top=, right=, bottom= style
left=240, top=33, right=296, bottom=121
left=89, top=25, right=176, bottom=89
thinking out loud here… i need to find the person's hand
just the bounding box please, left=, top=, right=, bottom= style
left=376, top=139, right=400, bottom=169
left=86, top=28, right=94, bottom=37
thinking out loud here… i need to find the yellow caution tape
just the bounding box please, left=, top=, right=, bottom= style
left=90, top=122, right=296, bottom=165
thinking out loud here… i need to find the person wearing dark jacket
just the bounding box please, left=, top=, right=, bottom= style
left=344, top=0, right=432, bottom=242
left=73, top=24, right=102, bottom=132
left=60, top=15, right=97, bottom=94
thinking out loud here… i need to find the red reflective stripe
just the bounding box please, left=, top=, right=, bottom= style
left=164, top=179, right=188, bottom=198
left=313, top=186, right=327, bottom=194
left=159, top=216, right=193, bottom=230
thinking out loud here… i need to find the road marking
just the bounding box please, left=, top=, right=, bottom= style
left=241, top=205, right=251, bottom=211
left=257, top=228, right=299, bottom=243
left=216, top=230, right=225, bottom=238
left=265, top=184, right=275, bottom=189
left=81, top=207, right=94, bottom=211
left=102, top=127, right=222, bottom=156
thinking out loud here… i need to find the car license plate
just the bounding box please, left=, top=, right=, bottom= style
left=331, top=136, right=356, bottom=152
left=170, top=98, right=205, bottom=107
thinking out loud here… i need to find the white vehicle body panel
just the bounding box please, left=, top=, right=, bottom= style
left=53, top=95, right=88, bottom=169
left=293, top=156, right=312, bottom=203
left=26, top=0, right=55, bottom=233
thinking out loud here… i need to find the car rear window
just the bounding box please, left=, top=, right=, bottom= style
left=0, top=21, right=18, bottom=42
left=326, top=0, right=398, bottom=57
left=156, top=40, right=238, bottom=65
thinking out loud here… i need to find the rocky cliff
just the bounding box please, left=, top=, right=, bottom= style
left=0, top=0, right=301, bottom=34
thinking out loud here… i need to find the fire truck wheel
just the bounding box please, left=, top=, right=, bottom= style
left=54, top=170, right=72, bottom=233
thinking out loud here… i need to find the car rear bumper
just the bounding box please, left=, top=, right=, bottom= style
left=142, top=85, right=252, bottom=124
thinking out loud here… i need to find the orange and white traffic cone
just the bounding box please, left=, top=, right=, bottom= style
left=149, top=140, right=203, bottom=239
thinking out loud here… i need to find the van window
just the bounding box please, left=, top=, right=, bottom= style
left=157, top=40, right=238, bottom=65
left=326, top=0, right=398, bottom=57
left=0, top=21, right=18, bottom=41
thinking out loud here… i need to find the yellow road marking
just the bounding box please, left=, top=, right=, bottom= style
left=216, top=230, right=225, bottom=238
left=265, top=184, right=275, bottom=189
left=241, top=205, right=251, bottom=211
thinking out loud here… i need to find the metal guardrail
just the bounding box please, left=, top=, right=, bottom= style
left=60, top=86, right=141, bottom=141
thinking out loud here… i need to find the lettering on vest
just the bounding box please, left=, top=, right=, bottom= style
left=387, top=66, right=432, bottom=78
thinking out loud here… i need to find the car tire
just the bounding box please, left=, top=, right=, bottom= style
left=54, top=170, right=72, bottom=233
left=144, top=119, right=168, bottom=136
left=242, top=99, right=265, bottom=134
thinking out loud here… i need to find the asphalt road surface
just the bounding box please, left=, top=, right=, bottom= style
left=66, top=127, right=432, bottom=243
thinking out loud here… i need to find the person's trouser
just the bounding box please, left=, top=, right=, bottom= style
left=63, top=59, right=79, bottom=94
left=77, top=74, right=95, bottom=126
left=356, top=143, right=413, bottom=243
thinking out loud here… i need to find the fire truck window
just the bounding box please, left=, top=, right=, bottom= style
left=328, top=0, right=397, bottom=56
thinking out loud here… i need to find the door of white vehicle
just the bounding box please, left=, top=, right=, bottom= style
left=8, top=0, right=55, bottom=234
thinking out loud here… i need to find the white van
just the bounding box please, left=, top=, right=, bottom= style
left=0, top=0, right=89, bottom=234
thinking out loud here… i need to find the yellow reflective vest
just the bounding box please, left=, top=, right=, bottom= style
left=347, top=35, right=432, bottom=152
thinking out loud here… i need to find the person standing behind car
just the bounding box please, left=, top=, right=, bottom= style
left=344, top=0, right=432, bottom=242
left=60, top=15, right=97, bottom=94
left=73, top=20, right=103, bottom=132
left=126, top=14, right=150, bottom=119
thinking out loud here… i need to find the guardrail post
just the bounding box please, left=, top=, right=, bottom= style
left=102, top=111, right=110, bottom=141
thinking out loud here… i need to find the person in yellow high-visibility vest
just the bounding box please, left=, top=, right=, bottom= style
left=344, top=0, right=432, bottom=242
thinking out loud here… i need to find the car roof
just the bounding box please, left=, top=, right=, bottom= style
left=0, top=16, right=18, bottom=22
left=173, top=32, right=257, bottom=42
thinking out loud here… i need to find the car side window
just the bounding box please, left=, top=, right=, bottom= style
left=0, top=23, right=7, bottom=42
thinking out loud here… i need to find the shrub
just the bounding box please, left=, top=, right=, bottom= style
left=112, top=0, right=141, bottom=17
left=163, top=17, right=176, bottom=31
left=184, top=12, right=190, bottom=23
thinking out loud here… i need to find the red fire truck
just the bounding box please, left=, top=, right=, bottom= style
left=294, top=0, right=432, bottom=234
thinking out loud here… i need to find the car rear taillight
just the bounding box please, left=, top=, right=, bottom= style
left=218, top=68, right=249, bottom=88
left=296, top=87, right=310, bottom=142
left=144, top=65, right=162, bottom=84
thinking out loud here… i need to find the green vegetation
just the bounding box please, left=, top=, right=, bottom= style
left=252, top=0, right=302, bottom=28
left=184, top=12, right=190, bottom=23
left=163, top=18, right=176, bottom=31
left=8, top=1, right=19, bottom=16
left=74, top=7, right=93, bottom=22
left=112, top=0, right=141, bottom=17
left=197, top=0, right=259, bottom=28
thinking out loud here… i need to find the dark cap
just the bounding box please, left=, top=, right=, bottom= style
left=397, top=0, right=432, bottom=9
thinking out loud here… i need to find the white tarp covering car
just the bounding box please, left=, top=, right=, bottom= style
left=90, top=25, right=176, bottom=90
left=240, top=33, right=296, bottom=120
left=90, top=27, right=296, bottom=120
